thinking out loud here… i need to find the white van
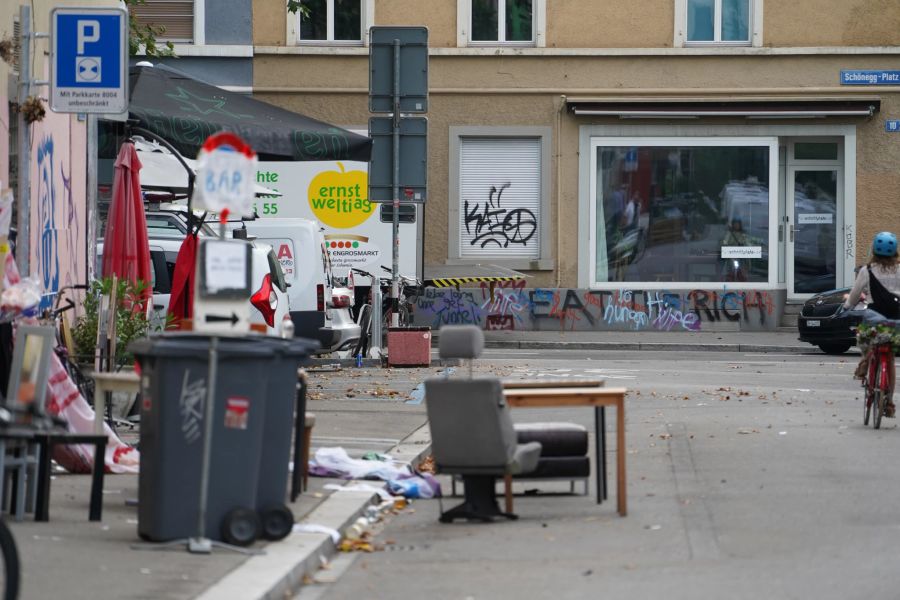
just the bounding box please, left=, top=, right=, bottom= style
left=238, top=218, right=360, bottom=353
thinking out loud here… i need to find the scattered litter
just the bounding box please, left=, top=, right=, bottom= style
left=778, top=431, right=788, bottom=435
left=293, top=523, right=341, bottom=544
left=737, top=428, right=759, bottom=435
left=795, top=389, right=811, bottom=393
left=645, top=524, right=662, bottom=531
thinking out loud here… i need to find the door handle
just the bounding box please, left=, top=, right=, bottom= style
left=790, top=226, right=796, bottom=242
left=778, top=224, right=784, bottom=242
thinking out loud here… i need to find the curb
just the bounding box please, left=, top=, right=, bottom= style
left=483, top=340, right=821, bottom=354
left=198, top=423, right=433, bottom=600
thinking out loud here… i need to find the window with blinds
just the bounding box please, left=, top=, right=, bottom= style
left=131, top=0, right=195, bottom=43
left=459, top=137, right=541, bottom=259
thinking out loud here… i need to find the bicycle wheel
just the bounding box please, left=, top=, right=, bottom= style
left=874, top=360, right=885, bottom=430
left=351, top=306, right=372, bottom=358
left=381, top=304, right=410, bottom=347
left=0, top=518, right=21, bottom=600
left=864, top=377, right=873, bottom=426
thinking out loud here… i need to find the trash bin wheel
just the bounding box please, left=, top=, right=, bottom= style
left=260, top=504, right=294, bottom=541
left=221, top=507, right=261, bottom=547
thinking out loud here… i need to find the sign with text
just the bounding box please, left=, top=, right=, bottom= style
left=840, top=70, right=900, bottom=85
left=255, top=160, right=419, bottom=277
left=886, top=120, right=900, bottom=132
left=798, top=213, right=834, bottom=225
left=194, top=133, right=257, bottom=217
left=51, top=7, right=127, bottom=113
left=721, top=246, right=762, bottom=259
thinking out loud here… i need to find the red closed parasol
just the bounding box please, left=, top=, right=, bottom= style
left=101, top=141, right=151, bottom=308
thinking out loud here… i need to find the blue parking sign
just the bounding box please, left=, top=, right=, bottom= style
left=51, top=7, right=127, bottom=114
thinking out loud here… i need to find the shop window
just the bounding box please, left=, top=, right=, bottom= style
left=592, top=141, right=774, bottom=285
left=459, top=0, right=544, bottom=47
left=298, top=0, right=363, bottom=43
left=685, top=0, right=752, bottom=44
left=449, top=127, right=552, bottom=268
left=131, top=0, right=196, bottom=43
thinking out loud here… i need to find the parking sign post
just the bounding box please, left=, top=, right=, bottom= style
left=50, top=7, right=128, bottom=114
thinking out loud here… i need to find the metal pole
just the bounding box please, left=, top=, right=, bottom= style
left=86, top=115, right=98, bottom=281
left=16, top=4, right=32, bottom=277
left=390, top=39, right=400, bottom=329
left=369, top=271, right=382, bottom=358
left=190, top=334, right=217, bottom=553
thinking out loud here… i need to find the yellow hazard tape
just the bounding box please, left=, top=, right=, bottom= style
left=429, top=277, right=522, bottom=288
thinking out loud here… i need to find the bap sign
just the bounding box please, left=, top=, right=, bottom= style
left=194, top=133, right=258, bottom=217
left=51, top=7, right=127, bottom=114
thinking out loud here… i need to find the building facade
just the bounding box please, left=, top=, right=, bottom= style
left=259, top=2, right=898, bottom=332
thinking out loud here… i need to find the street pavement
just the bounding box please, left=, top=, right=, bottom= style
left=7, top=330, right=888, bottom=599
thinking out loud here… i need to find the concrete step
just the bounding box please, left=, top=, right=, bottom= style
left=783, top=303, right=805, bottom=315
left=776, top=326, right=797, bottom=333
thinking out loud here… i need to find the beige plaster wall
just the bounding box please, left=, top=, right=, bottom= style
left=375, top=1, right=457, bottom=47
left=547, top=0, right=674, bottom=48
left=766, top=0, right=900, bottom=47
left=254, top=0, right=287, bottom=45
left=254, top=51, right=900, bottom=285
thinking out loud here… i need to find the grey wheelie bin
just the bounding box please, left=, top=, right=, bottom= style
left=131, top=334, right=274, bottom=546
left=254, top=337, right=319, bottom=541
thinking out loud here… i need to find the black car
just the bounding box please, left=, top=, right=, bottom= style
left=797, top=288, right=866, bottom=354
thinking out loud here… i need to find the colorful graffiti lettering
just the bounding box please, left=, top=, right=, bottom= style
left=414, top=286, right=781, bottom=333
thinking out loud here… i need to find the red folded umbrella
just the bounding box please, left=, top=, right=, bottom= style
left=102, top=142, right=151, bottom=309
left=167, top=233, right=198, bottom=326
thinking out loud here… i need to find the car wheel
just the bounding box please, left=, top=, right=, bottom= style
left=818, top=343, right=851, bottom=355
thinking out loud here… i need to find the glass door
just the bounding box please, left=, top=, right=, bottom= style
left=787, top=168, right=840, bottom=298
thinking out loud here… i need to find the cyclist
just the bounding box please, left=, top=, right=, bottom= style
left=844, top=231, right=900, bottom=416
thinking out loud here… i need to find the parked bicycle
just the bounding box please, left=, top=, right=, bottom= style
left=860, top=323, right=896, bottom=429
left=349, top=267, right=422, bottom=358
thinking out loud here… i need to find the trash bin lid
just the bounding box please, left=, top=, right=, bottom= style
left=129, top=334, right=277, bottom=359
left=258, top=337, right=321, bottom=358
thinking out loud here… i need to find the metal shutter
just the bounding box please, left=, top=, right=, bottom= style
left=459, top=137, right=541, bottom=259
left=131, top=0, right=194, bottom=43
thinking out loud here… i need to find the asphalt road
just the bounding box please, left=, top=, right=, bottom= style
left=301, top=349, right=900, bottom=600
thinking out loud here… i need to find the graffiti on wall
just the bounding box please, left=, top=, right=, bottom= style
left=30, top=110, right=86, bottom=311
left=36, top=136, right=60, bottom=308
left=463, top=183, right=537, bottom=249
left=414, top=285, right=781, bottom=333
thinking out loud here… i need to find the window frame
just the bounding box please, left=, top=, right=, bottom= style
left=448, top=126, right=553, bottom=270
left=457, top=0, right=546, bottom=48
left=587, top=136, right=779, bottom=290
left=289, top=0, right=372, bottom=46
left=131, top=0, right=205, bottom=45
left=675, top=0, right=762, bottom=48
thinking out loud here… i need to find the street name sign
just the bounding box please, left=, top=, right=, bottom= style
left=51, top=7, right=128, bottom=114
left=840, top=70, right=900, bottom=86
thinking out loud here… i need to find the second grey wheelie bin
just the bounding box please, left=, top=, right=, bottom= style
left=131, top=334, right=274, bottom=546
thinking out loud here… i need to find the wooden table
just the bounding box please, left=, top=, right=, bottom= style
left=502, top=386, right=627, bottom=517
left=91, top=372, right=140, bottom=434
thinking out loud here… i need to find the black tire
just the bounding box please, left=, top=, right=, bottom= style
left=259, top=504, right=294, bottom=541
left=0, top=519, right=20, bottom=600
left=221, top=507, right=261, bottom=547
left=864, top=382, right=873, bottom=426
left=819, top=343, right=852, bottom=355
left=874, top=361, right=885, bottom=430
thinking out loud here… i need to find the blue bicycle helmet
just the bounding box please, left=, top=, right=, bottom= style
left=873, top=231, right=898, bottom=257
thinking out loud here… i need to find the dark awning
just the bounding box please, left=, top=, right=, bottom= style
left=567, top=97, right=880, bottom=119
left=128, top=65, right=372, bottom=162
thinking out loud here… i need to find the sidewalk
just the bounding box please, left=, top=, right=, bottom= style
left=477, top=329, right=847, bottom=354
left=8, top=364, right=435, bottom=600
